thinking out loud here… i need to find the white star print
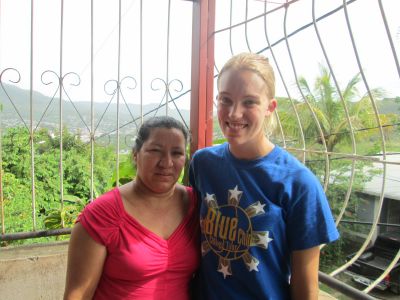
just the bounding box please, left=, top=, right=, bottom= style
left=202, top=186, right=275, bottom=275
left=246, top=259, right=259, bottom=272
left=228, top=185, right=243, bottom=201
left=204, top=193, right=215, bottom=204
left=257, top=231, right=273, bottom=249
left=218, top=263, right=232, bottom=279
left=252, top=201, right=266, bottom=214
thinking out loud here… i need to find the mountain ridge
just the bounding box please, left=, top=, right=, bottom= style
left=0, top=83, right=191, bottom=132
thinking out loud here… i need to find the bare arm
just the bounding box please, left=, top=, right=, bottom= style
left=290, top=246, right=320, bottom=300
left=64, top=222, right=107, bottom=300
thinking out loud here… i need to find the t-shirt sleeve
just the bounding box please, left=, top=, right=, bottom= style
left=77, top=189, right=121, bottom=247
left=189, top=152, right=203, bottom=204
left=286, top=170, right=340, bottom=251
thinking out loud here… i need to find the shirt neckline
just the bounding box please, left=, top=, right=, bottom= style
left=113, top=187, right=194, bottom=243
left=222, top=142, right=281, bottom=167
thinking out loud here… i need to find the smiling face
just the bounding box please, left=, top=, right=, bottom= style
left=134, top=127, right=186, bottom=194
left=217, top=68, right=276, bottom=158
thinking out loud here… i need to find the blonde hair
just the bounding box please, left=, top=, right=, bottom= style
left=217, top=52, right=277, bottom=137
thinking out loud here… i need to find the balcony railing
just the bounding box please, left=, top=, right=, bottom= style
left=1, top=0, right=399, bottom=298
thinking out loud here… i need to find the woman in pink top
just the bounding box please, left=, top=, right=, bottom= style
left=64, top=116, right=200, bottom=300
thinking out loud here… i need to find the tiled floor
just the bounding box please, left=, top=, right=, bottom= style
left=319, top=290, right=337, bottom=299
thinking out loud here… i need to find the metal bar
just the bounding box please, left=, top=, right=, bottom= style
left=90, top=0, right=94, bottom=201
left=262, top=1, right=301, bottom=155
left=283, top=0, right=330, bottom=178
left=330, top=0, right=389, bottom=279
left=229, top=0, right=233, bottom=56
left=339, top=220, right=400, bottom=228
left=166, top=0, right=171, bottom=115
left=244, top=0, right=251, bottom=53
left=262, top=1, right=286, bottom=148
left=205, top=0, right=215, bottom=147
left=256, top=0, right=359, bottom=54
left=378, top=0, right=400, bottom=79
left=0, top=228, right=71, bottom=241
left=140, top=0, right=143, bottom=124
left=319, top=272, right=377, bottom=300
left=59, top=0, right=65, bottom=227
left=116, top=0, right=122, bottom=186
left=285, top=148, right=400, bottom=165
left=29, top=0, right=37, bottom=231
left=5, top=220, right=398, bottom=241
left=311, top=0, right=357, bottom=227
left=214, top=0, right=302, bottom=35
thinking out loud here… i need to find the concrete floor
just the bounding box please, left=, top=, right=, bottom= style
left=0, top=241, right=338, bottom=300
left=319, top=290, right=337, bottom=300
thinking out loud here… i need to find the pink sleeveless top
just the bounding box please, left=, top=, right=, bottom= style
left=77, top=187, right=200, bottom=300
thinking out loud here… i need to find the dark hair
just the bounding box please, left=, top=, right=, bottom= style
left=133, top=116, right=190, bottom=152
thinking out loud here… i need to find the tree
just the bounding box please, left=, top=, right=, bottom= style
left=1, top=126, right=116, bottom=242
left=277, top=66, right=391, bottom=271
left=282, top=64, right=385, bottom=152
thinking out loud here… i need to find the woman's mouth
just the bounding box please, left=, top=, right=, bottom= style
left=227, top=122, right=247, bottom=129
left=155, top=172, right=171, bottom=176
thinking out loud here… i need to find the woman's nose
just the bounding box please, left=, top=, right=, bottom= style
left=229, top=103, right=242, bottom=118
left=158, top=153, right=173, bottom=168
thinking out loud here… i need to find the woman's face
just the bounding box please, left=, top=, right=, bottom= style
left=217, top=68, right=276, bottom=150
left=134, top=127, right=186, bottom=193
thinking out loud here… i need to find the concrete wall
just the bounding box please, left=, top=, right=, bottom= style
left=0, top=241, right=68, bottom=300
left=0, top=241, right=337, bottom=300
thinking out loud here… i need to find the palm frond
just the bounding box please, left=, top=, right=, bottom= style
left=342, top=73, right=361, bottom=101
left=298, top=76, right=316, bottom=104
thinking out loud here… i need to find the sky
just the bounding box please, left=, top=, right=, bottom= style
left=0, top=0, right=399, bottom=112
left=213, top=0, right=400, bottom=103
left=0, top=0, right=193, bottom=110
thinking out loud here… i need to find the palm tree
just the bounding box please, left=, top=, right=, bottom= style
left=286, top=64, right=385, bottom=152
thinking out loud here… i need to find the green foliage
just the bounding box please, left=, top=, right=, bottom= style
left=212, top=137, right=227, bottom=145
left=44, top=195, right=86, bottom=229
left=282, top=64, right=387, bottom=152
left=306, top=154, right=379, bottom=271
left=280, top=65, right=397, bottom=270
left=320, top=238, right=347, bottom=273
left=2, top=172, right=32, bottom=233
left=109, top=154, right=137, bottom=187
left=1, top=126, right=116, bottom=244
left=108, top=147, right=190, bottom=187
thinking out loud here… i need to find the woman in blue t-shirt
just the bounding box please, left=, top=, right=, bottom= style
left=189, top=52, right=339, bottom=300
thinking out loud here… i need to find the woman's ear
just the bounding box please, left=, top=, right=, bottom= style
left=132, top=151, right=138, bottom=164
left=265, top=98, right=277, bottom=116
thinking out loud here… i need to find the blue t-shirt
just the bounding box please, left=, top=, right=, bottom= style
left=189, top=143, right=339, bottom=300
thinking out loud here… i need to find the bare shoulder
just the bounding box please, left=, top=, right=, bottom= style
left=175, top=183, right=188, bottom=197
left=175, top=183, right=191, bottom=204
left=118, top=181, right=134, bottom=198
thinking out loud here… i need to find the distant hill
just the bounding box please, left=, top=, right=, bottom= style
left=1, top=83, right=397, bottom=139
left=377, top=98, right=400, bottom=114
left=0, top=83, right=190, bottom=134
left=275, top=96, right=400, bottom=115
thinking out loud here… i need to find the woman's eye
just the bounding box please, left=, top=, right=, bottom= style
left=172, top=151, right=184, bottom=156
left=244, top=99, right=256, bottom=106
left=219, top=96, right=231, bottom=105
